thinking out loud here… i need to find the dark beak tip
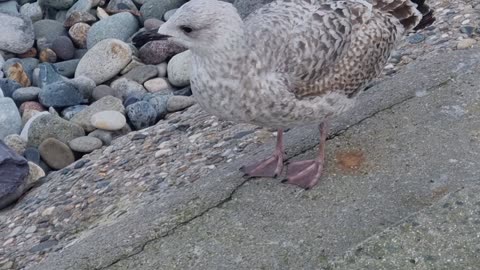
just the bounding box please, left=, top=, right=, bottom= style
left=132, top=30, right=171, bottom=48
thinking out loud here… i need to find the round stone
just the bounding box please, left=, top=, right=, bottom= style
left=139, top=40, right=186, bottom=65
left=88, top=129, right=113, bottom=145
left=70, top=95, right=124, bottom=132
left=3, top=134, right=27, bottom=155
left=123, top=65, right=158, bottom=84
left=90, top=110, right=126, bottom=131
left=68, top=23, right=90, bottom=49
left=39, top=48, right=57, bottom=63
left=143, top=18, right=163, bottom=30
left=38, top=81, right=83, bottom=108
left=0, top=98, right=22, bottom=139
left=64, top=11, right=97, bottom=28
left=12, top=87, right=41, bottom=103
left=86, top=12, right=139, bottom=49
left=166, top=95, right=195, bottom=112
left=19, top=101, right=44, bottom=114
left=68, top=136, right=103, bottom=153
left=126, top=101, right=157, bottom=130
left=7, top=63, right=31, bottom=87
left=144, top=77, right=171, bottom=93
left=457, top=38, right=476, bottom=50
left=61, top=105, right=88, bottom=121
left=0, top=12, right=35, bottom=54
left=157, top=62, right=167, bottom=77
left=26, top=161, right=45, bottom=186
left=75, top=39, right=132, bottom=85
left=51, top=36, right=75, bottom=60
left=92, top=85, right=117, bottom=101
left=38, top=138, right=75, bottom=170
left=166, top=50, right=191, bottom=87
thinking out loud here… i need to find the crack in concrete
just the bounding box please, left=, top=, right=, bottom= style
left=97, top=178, right=250, bottom=270
left=97, top=76, right=455, bottom=270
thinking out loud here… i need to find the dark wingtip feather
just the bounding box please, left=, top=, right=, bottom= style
left=131, top=29, right=163, bottom=48
left=411, top=0, right=435, bottom=30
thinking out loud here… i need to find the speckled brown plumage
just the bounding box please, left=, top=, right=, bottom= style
left=151, top=0, right=434, bottom=188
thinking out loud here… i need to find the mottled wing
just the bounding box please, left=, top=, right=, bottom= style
left=243, top=0, right=372, bottom=97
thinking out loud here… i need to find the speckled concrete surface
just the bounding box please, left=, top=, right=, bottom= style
left=29, top=46, right=480, bottom=270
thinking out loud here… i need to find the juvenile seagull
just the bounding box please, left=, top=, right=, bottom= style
left=134, top=0, right=434, bottom=189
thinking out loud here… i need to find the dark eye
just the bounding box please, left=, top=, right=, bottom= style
left=180, top=26, right=193, bottom=33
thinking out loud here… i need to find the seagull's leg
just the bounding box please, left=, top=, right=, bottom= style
left=283, top=121, right=328, bottom=190
left=240, top=129, right=285, bottom=178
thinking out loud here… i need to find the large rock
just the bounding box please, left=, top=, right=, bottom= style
left=70, top=95, right=125, bottom=132
left=0, top=98, right=22, bottom=139
left=75, top=39, right=133, bottom=85
left=0, top=12, right=34, bottom=54
left=22, top=113, right=85, bottom=147
left=167, top=50, right=191, bottom=87
left=139, top=40, right=186, bottom=65
left=86, top=13, right=139, bottom=49
left=140, top=0, right=187, bottom=22
left=0, top=140, right=29, bottom=210
left=38, top=137, right=75, bottom=169
left=38, top=81, right=83, bottom=108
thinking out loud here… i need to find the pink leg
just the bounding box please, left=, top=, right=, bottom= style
left=240, top=129, right=285, bottom=178
left=282, top=121, right=328, bottom=190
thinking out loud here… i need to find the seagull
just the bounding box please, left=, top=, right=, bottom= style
left=133, top=0, right=434, bottom=189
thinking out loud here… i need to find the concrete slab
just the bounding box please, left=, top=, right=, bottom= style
left=32, top=50, right=480, bottom=270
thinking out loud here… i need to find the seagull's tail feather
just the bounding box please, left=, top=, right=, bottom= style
left=372, top=0, right=435, bottom=31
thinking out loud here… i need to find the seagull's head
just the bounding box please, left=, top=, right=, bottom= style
left=155, top=0, right=243, bottom=52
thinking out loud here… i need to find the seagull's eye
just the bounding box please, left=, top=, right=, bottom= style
left=180, top=26, right=193, bottom=33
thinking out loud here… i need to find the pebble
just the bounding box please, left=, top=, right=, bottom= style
left=457, top=38, right=476, bottom=49
left=120, top=56, right=144, bottom=75
left=24, top=147, right=41, bottom=164
left=408, top=33, right=425, bottom=44
left=39, top=48, right=57, bottom=63
left=144, top=78, right=171, bottom=93
left=124, top=65, right=158, bottom=84
left=53, top=59, right=80, bottom=78
left=0, top=12, right=34, bottom=54
left=92, top=85, right=117, bottom=101
left=7, top=62, right=31, bottom=87
left=39, top=138, right=75, bottom=169
left=38, top=81, right=83, bottom=108
left=18, top=48, right=38, bottom=59
left=69, top=75, right=95, bottom=100
left=12, top=87, right=41, bottom=103
left=167, top=50, right=191, bottom=87
left=51, top=36, right=75, bottom=61
left=8, top=226, right=24, bottom=238
left=20, top=2, right=43, bottom=23
left=0, top=79, right=22, bottom=97
left=26, top=161, right=45, bottom=186
left=91, top=110, right=127, bottom=131
left=139, top=40, right=186, bottom=65
left=126, top=101, right=157, bottom=130
left=22, top=113, right=85, bottom=147
left=86, top=12, right=139, bottom=49
left=154, top=149, right=172, bottom=158
left=88, top=129, right=113, bottom=145
left=71, top=95, right=125, bottom=132
left=19, top=101, right=44, bottom=114
left=66, top=0, right=95, bottom=18
left=157, top=62, right=168, bottom=77
left=75, top=39, right=133, bottom=85
left=33, top=20, right=67, bottom=50
left=37, top=63, right=64, bottom=88
left=68, top=23, right=90, bottom=49
left=38, top=0, right=75, bottom=9
left=144, top=18, right=164, bottom=30
left=106, top=0, right=138, bottom=13
left=64, top=11, right=97, bottom=28
left=140, top=0, right=187, bottom=23
left=144, top=93, right=169, bottom=120
left=0, top=98, right=22, bottom=139
left=61, top=105, right=88, bottom=121
left=111, top=78, right=147, bottom=100
left=68, top=136, right=103, bottom=153
left=166, top=95, right=195, bottom=112
left=3, top=134, right=27, bottom=155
